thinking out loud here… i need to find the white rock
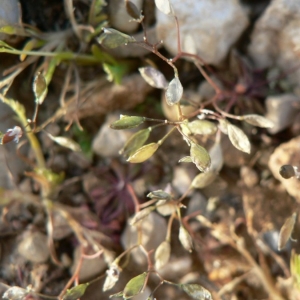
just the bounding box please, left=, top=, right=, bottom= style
left=265, top=94, right=300, bottom=134
left=0, top=0, right=20, bottom=40
left=70, top=246, right=107, bottom=281
left=109, top=0, right=143, bottom=33
left=18, top=231, right=50, bottom=263
left=156, top=0, right=248, bottom=65
left=92, top=114, right=130, bottom=158
left=248, top=0, right=300, bottom=87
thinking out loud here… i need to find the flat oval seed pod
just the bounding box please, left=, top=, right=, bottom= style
left=278, top=212, right=297, bottom=251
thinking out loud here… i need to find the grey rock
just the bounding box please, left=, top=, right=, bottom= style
left=18, top=231, right=50, bottom=263
left=248, top=0, right=300, bottom=87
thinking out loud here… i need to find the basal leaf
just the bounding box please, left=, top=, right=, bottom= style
left=123, top=272, right=147, bottom=299
left=227, top=123, right=251, bottom=154
left=127, top=143, right=158, bottom=163
left=110, top=115, right=145, bottom=130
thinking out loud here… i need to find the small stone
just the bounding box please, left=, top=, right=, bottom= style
left=240, top=166, right=259, bottom=188
left=156, top=0, right=248, bottom=65
left=265, top=94, right=300, bottom=134
left=18, top=231, right=50, bottom=263
left=92, top=114, right=130, bottom=158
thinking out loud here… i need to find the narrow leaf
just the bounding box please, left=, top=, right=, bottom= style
left=125, top=0, right=142, bottom=20
left=179, top=225, right=193, bottom=252
left=165, top=76, right=183, bottom=106
left=33, top=72, right=47, bottom=104
left=178, top=156, right=193, bottom=163
left=63, top=283, right=89, bottom=300
left=227, top=123, right=251, bottom=154
left=278, top=212, right=297, bottom=251
left=46, top=133, right=81, bottom=152
left=120, top=128, right=150, bottom=157
left=154, top=0, right=174, bottom=15
left=139, top=67, right=168, bottom=89
left=110, top=115, right=145, bottom=130
left=123, top=272, right=147, bottom=299
left=190, top=143, right=211, bottom=172
left=155, top=240, right=171, bottom=269
left=191, top=171, right=217, bottom=189
left=180, top=283, right=212, bottom=300
left=242, top=114, right=274, bottom=128
left=129, top=207, right=156, bottom=225
left=127, top=143, right=158, bottom=163
left=147, top=190, right=171, bottom=200
left=98, top=28, right=136, bottom=49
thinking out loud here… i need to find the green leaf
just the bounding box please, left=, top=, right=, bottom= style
left=127, top=143, right=159, bottom=163
left=191, top=171, right=217, bottom=189
left=123, top=272, right=147, bottom=299
left=102, top=62, right=129, bottom=84
left=165, top=76, right=183, bottom=106
left=110, top=115, right=145, bottom=130
left=120, top=128, right=151, bottom=157
left=125, top=0, right=142, bottom=20
left=63, top=283, right=89, bottom=300
left=0, top=25, right=27, bottom=36
left=155, top=240, right=171, bottom=269
left=227, top=123, right=251, bottom=154
left=278, top=212, right=297, bottom=251
left=180, top=283, right=212, bottom=300
left=187, top=120, right=217, bottom=135
left=190, top=143, right=211, bottom=172
left=147, top=189, right=171, bottom=200
left=242, top=114, right=274, bottom=128
left=98, top=28, right=136, bottom=49
left=139, top=67, right=168, bottom=89
left=178, top=156, right=193, bottom=163
left=33, top=72, right=48, bottom=104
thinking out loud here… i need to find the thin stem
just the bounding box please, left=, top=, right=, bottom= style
left=157, top=126, right=177, bottom=145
